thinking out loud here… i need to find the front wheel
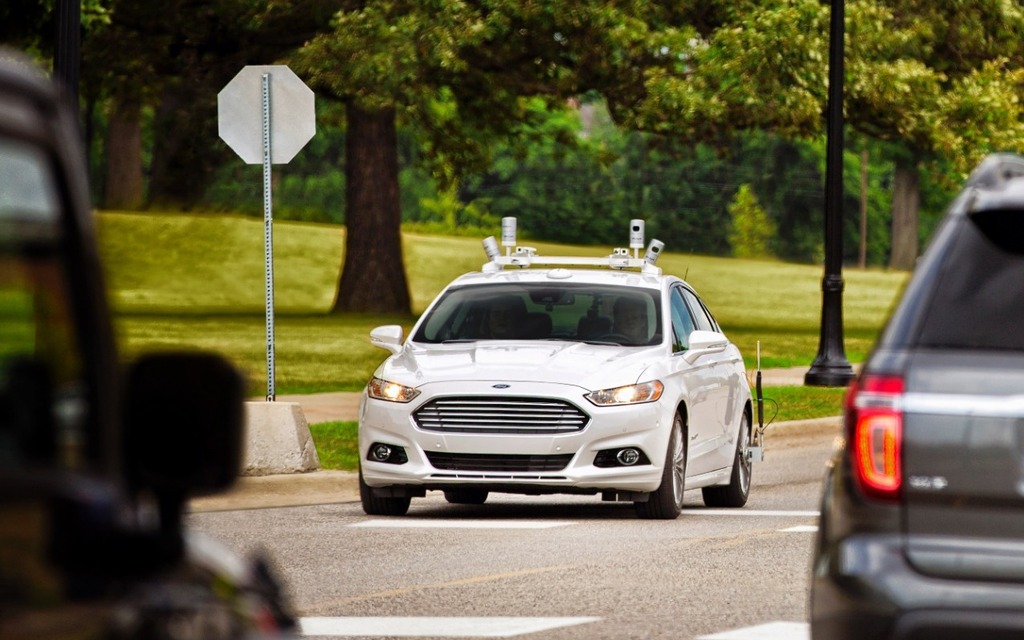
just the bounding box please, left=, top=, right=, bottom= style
left=635, top=412, right=686, bottom=520
left=701, top=412, right=752, bottom=508
left=359, top=467, right=411, bottom=516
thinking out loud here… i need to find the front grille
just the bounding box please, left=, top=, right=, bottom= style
left=426, top=452, right=574, bottom=472
left=413, top=396, right=590, bottom=434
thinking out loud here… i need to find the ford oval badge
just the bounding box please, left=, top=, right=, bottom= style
left=492, top=384, right=510, bottom=389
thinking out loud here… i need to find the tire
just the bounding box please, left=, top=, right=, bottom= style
left=443, top=488, right=489, bottom=505
left=635, top=412, right=686, bottom=520
left=701, top=412, right=752, bottom=508
left=359, top=467, right=411, bottom=516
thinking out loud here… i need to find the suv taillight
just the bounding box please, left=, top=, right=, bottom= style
left=846, top=375, right=903, bottom=501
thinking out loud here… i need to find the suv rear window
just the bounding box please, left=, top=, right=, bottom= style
left=917, top=212, right=1024, bottom=351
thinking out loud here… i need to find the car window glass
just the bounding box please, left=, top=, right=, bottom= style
left=0, top=138, right=59, bottom=222
left=0, top=136, right=83, bottom=472
left=413, top=283, right=661, bottom=346
left=670, top=287, right=696, bottom=352
left=918, top=216, right=1024, bottom=350
left=682, top=288, right=716, bottom=332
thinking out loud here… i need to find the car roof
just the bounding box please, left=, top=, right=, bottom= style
left=447, top=267, right=672, bottom=291
left=951, top=152, right=1024, bottom=217
left=449, top=219, right=678, bottom=292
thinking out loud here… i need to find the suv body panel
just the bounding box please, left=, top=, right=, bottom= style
left=811, top=153, right=1024, bottom=638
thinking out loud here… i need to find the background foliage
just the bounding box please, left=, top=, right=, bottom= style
left=199, top=98, right=945, bottom=266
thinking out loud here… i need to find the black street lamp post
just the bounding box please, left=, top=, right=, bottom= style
left=805, top=0, right=855, bottom=387
left=53, top=0, right=81, bottom=112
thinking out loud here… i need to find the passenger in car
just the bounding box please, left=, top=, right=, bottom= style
left=613, top=296, right=649, bottom=344
left=577, top=309, right=612, bottom=339
left=486, top=296, right=527, bottom=338
left=521, top=312, right=552, bottom=339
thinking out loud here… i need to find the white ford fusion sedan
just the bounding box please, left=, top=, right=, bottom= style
left=358, top=220, right=755, bottom=519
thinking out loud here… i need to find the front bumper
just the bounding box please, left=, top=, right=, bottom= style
left=812, top=532, right=1024, bottom=640
left=811, top=456, right=1024, bottom=640
left=358, top=381, right=670, bottom=495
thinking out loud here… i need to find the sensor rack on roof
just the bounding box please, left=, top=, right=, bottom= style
left=481, top=217, right=664, bottom=274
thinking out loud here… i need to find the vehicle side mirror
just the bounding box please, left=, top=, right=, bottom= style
left=123, top=352, right=245, bottom=499
left=683, top=330, right=729, bottom=364
left=370, top=325, right=404, bottom=355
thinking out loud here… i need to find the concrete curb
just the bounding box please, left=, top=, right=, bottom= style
left=243, top=401, right=319, bottom=475
left=189, top=469, right=359, bottom=513
left=188, top=415, right=843, bottom=513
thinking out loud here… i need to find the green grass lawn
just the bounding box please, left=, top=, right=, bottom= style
left=97, top=211, right=908, bottom=394
left=308, top=421, right=360, bottom=470
left=97, top=211, right=894, bottom=471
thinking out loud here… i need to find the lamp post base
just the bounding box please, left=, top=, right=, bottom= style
left=804, top=359, right=855, bottom=387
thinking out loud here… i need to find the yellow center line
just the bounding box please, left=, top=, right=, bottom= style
left=300, top=564, right=574, bottom=615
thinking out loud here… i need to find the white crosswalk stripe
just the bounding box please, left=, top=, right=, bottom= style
left=299, top=616, right=601, bottom=637
left=680, top=510, right=819, bottom=517
left=351, top=519, right=575, bottom=529
left=697, top=621, right=810, bottom=640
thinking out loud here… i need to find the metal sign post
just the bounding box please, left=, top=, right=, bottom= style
left=261, top=74, right=276, bottom=401
left=218, top=65, right=315, bottom=401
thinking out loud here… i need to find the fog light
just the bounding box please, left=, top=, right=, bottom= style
left=594, top=447, right=650, bottom=468
left=367, top=442, right=409, bottom=465
left=617, top=448, right=641, bottom=466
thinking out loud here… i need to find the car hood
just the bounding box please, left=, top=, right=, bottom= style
left=376, top=341, right=663, bottom=391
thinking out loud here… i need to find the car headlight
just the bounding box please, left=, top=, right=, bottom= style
left=367, top=377, right=421, bottom=403
left=585, top=380, right=664, bottom=406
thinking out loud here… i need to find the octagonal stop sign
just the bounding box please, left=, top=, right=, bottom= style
left=218, top=65, right=315, bottom=164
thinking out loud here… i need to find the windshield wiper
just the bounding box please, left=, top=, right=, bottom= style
left=441, top=339, right=478, bottom=344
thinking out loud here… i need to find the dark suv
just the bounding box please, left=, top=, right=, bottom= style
left=0, top=51, right=294, bottom=638
left=811, top=153, right=1024, bottom=639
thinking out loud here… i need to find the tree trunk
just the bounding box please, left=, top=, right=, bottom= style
left=858, top=146, right=868, bottom=269
left=889, top=159, right=920, bottom=271
left=148, top=81, right=225, bottom=209
left=103, top=94, right=145, bottom=210
left=332, top=103, right=411, bottom=314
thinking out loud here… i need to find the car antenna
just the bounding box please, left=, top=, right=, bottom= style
left=750, top=341, right=766, bottom=462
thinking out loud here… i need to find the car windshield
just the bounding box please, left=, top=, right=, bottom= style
left=412, top=283, right=662, bottom=346
left=0, top=133, right=85, bottom=472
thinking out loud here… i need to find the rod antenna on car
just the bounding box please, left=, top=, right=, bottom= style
left=749, top=341, right=765, bottom=463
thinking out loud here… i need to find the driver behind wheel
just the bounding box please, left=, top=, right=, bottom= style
left=613, top=296, right=649, bottom=344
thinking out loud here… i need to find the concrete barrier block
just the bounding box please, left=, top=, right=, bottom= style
left=243, top=401, right=320, bottom=476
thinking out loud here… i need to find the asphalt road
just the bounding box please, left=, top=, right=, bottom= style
left=188, top=416, right=838, bottom=639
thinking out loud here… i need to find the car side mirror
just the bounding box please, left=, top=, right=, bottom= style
left=683, top=330, right=729, bottom=364
left=370, top=325, right=404, bottom=355
left=123, top=352, right=245, bottom=499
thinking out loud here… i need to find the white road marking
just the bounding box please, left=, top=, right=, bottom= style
left=681, top=510, right=819, bottom=517
left=779, top=525, right=818, bottom=533
left=299, top=616, right=601, bottom=637
left=697, top=621, right=809, bottom=640
left=352, top=519, right=575, bottom=529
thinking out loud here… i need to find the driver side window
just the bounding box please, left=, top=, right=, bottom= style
left=0, top=138, right=84, bottom=471
left=669, top=287, right=696, bottom=353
